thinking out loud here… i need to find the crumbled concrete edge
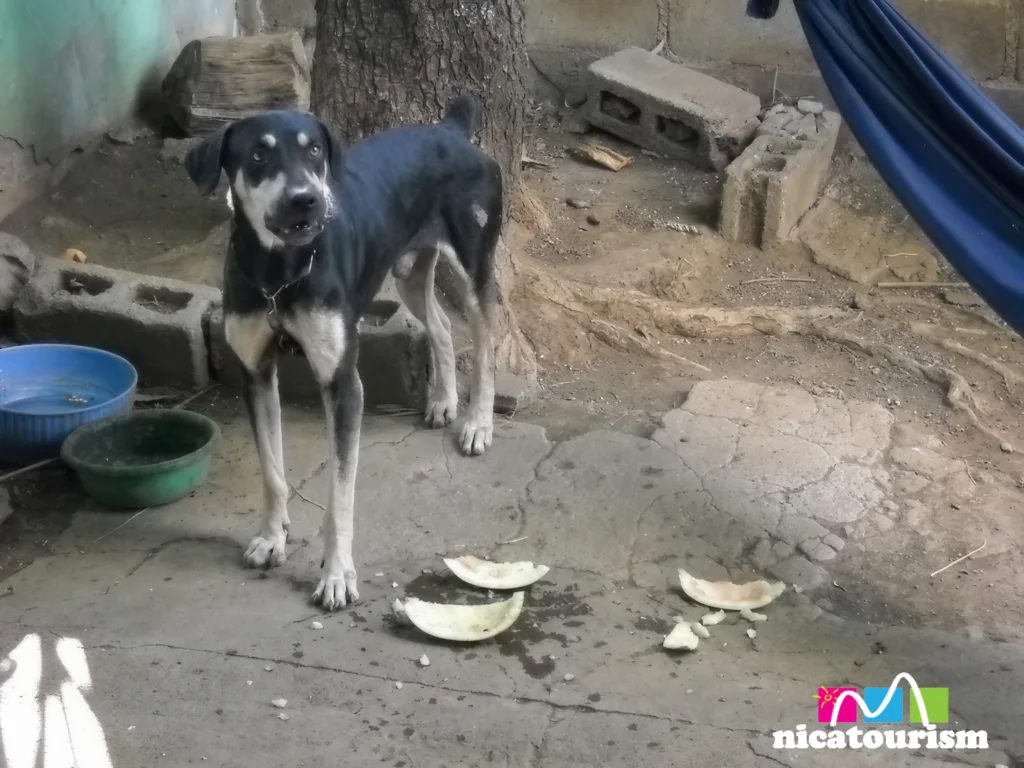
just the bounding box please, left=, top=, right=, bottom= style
left=720, top=104, right=841, bottom=248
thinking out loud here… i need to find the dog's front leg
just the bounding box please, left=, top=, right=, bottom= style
left=312, top=361, right=363, bottom=610
left=241, top=360, right=290, bottom=567
left=287, top=309, right=361, bottom=610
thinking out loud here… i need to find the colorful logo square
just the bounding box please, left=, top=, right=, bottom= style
left=863, top=686, right=903, bottom=723
left=816, top=687, right=858, bottom=724
left=910, top=688, right=949, bottom=724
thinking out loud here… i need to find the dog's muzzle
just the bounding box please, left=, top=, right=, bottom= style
left=267, top=190, right=326, bottom=244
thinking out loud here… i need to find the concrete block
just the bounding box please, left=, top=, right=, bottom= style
left=582, top=47, right=761, bottom=170
left=13, top=257, right=219, bottom=390
left=208, top=299, right=430, bottom=410
left=720, top=108, right=840, bottom=248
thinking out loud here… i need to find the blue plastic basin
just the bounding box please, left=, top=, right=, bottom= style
left=0, top=344, right=138, bottom=465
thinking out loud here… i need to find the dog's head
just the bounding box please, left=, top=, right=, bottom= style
left=185, top=111, right=343, bottom=248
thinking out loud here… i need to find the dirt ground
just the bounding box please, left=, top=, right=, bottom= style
left=2, top=102, right=1023, bottom=648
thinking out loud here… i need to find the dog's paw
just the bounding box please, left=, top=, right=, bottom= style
left=244, top=532, right=287, bottom=568
left=425, top=394, right=458, bottom=428
left=460, top=413, right=493, bottom=456
left=312, top=570, right=360, bottom=611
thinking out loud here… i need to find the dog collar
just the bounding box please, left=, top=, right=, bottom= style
left=250, top=249, right=316, bottom=331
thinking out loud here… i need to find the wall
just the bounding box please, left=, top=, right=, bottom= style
left=0, top=0, right=236, bottom=218
left=525, top=0, right=1024, bottom=125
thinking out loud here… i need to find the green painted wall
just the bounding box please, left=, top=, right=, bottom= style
left=0, top=0, right=234, bottom=160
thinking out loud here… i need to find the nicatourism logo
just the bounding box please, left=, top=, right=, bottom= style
left=773, top=673, right=988, bottom=751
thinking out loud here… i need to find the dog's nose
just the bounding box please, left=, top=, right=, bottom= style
left=289, top=191, right=317, bottom=211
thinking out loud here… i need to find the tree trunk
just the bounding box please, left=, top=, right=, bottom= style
left=310, top=0, right=536, bottom=377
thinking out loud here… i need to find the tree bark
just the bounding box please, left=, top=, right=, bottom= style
left=310, top=0, right=536, bottom=377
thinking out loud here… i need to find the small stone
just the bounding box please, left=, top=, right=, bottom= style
left=776, top=515, right=830, bottom=546
left=272, top=699, right=287, bottom=709
left=797, top=537, right=822, bottom=558
left=796, top=602, right=823, bottom=621
left=1000, top=442, right=1014, bottom=454
left=587, top=214, right=601, bottom=226
left=746, top=628, right=757, bottom=639
left=0, top=659, right=11, bottom=674
left=418, top=655, right=430, bottom=667
left=264, top=666, right=274, bottom=672
left=691, top=622, right=710, bottom=638
left=872, top=513, right=895, bottom=533
left=851, top=292, right=872, bottom=311
left=940, top=289, right=981, bottom=308
left=392, top=582, right=399, bottom=589
left=395, top=682, right=404, bottom=690
left=494, top=372, right=537, bottom=415
left=159, top=136, right=201, bottom=164
left=566, top=198, right=590, bottom=209
left=805, top=542, right=838, bottom=562
left=561, top=111, right=592, bottom=135
left=797, top=99, right=824, bottom=115
left=751, top=538, right=775, bottom=570
left=277, top=712, right=290, bottom=721
left=768, top=556, right=828, bottom=591
left=563, top=673, right=575, bottom=682
left=771, top=541, right=795, bottom=561
left=310, top=621, right=324, bottom=630
left=883, top=500, right=899, bottom=513
left=787, top=113, right=818, bottom=139
left=822, top=534, right=845, bottom=552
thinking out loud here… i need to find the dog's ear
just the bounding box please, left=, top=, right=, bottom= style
left=184, top=124, right=232, bottom=196
left=317, top=119, right=344, bottom=181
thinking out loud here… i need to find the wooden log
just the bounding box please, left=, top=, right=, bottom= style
left=162, top=32, right=311, bottom=136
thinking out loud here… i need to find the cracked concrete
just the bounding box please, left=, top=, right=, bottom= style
left=1, top=379, right=1022, bottom=766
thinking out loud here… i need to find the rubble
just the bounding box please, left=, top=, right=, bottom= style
left=720, top=103, right=841, bottom=248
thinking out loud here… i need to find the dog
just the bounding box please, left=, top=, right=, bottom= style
left=184, top=95, right=501, bottom=610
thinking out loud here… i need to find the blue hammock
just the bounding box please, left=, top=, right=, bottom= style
left=748, top=0, right=1024, bottom=336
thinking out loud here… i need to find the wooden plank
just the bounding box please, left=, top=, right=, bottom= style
left=162, top=32, right=310, bottom=135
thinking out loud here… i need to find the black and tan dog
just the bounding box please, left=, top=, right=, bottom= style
left=184, top=95, right=501, bottom=610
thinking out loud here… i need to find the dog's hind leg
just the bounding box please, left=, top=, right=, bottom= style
left=227, top=313, right=290, bottom=568
left=437, top=243, right=495, bottom=456
left=394, top=250, right=458, bottom=427
left=287, top=308, right=361, bottom=610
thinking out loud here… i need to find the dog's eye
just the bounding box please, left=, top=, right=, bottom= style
left=309, top=145, right=322, bottom=158
left=253, top=148, right=267, bottom=163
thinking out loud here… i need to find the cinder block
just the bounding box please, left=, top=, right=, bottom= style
left=582, top=47, right=761, bottom=170
left=209, top=296, right=430, bottom=410
left=13, top=258, right=219, bottom=390
left=720, top=105, right=840, bottom=248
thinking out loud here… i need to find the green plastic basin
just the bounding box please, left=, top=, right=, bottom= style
left=61, top=409, right=219, bottom=509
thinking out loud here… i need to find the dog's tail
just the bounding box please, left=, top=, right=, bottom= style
left=442, top=93, right=478, bottom=138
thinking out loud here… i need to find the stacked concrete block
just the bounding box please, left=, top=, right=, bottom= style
left=720, top=102, right=841, bottom=248
left=208, top=277, right=429, bottom=410
left=582, top=47, right=761, bottom=171
left=13, top=257, right=219, bottom=390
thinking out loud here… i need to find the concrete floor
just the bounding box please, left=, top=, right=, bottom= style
left=1, top=380, right=1022, bottom=767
